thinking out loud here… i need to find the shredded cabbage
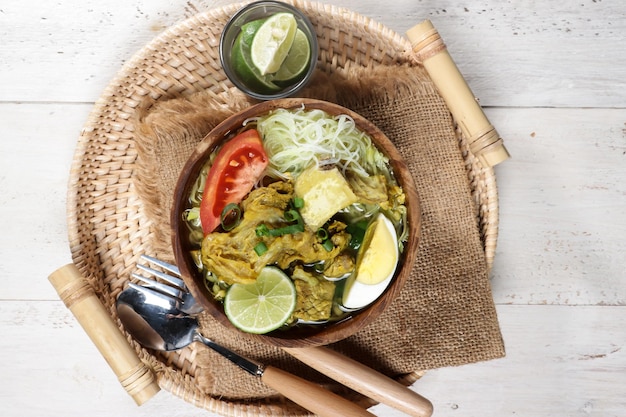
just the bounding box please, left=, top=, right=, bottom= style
left=247, top=107, right=389, bottom=180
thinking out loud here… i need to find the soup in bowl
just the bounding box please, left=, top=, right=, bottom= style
left=171, top=98, right=420, bottom=347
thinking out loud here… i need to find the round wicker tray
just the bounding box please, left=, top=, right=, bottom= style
left=66, top=1, right=499, bottom=415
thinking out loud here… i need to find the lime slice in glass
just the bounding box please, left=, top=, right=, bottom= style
left=231, top=19, right=281, bottom=94
left=272, top=29, right=311, bottom=85
left=250, top=12, right=297, bottom=75
left=224, top=266, right=297, bottom=334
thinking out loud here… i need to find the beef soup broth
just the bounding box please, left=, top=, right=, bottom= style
left=181, top=106, right=408, bottom=331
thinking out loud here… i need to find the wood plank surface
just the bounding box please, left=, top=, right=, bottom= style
left=486, top=107, right=626, bottom=306
left=0, top=0, right=624, bottom=416
left=2, top=302, right=624, bottom=416
left=1, top=0, right=625, bottom=107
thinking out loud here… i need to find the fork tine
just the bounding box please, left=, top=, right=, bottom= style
left=134, top=255, right=204, bottom=315
left=127, top=282, right=181, bottom=308
left=131, top=272, right=184, bottom=301
left=136, top=264, right=186, bottom=289
left=141, top=255, right=181, bottom=276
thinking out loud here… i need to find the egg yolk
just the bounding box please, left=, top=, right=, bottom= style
left=356, top=215, right=398, bottom=285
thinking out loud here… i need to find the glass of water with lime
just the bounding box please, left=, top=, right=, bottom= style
left=220, top=1, right=319, bottom=100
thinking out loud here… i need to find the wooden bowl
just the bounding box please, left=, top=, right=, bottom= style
left=171, top=98, right=421, bottom=347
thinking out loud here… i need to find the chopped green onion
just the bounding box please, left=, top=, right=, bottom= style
left=346, top=219, right=369, bottom=250
left=293, top=197, right=304, bottom=209
left=321, top=239, right=334, bottom=252
left=256, top=224, right=270, bottom=237
left=269, top=223, right=304, bottom=236
left=220, top=203, right=242, bottom=231
left=254, top=242, right=268, bottom=256
left=316, top=228, right=328, bottom=240
left=255, top=208, right=304, bottom=237
left=283, top=209, right=299, bottom=223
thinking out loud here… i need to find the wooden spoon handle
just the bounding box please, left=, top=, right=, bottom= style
left=283, top=346, right=433, bottom=417
left=261, top=365, right=376, bottom=417
left=48, top=264, right=161, bottom=405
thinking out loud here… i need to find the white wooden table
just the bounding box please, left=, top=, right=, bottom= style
left=2, top=1, right=625, bottom=416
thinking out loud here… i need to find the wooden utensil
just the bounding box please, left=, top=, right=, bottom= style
left=284, top=347, right=434, bottom=417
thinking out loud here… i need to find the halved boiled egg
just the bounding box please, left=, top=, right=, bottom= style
left=342, top=213, right=399, bottom=310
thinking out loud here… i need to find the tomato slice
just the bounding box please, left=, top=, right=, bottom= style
left=200, top=129, right=268, bottom=234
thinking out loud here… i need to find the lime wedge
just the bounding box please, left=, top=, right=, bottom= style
left=272, top=29, right=311, bottom=85
left=231, top=19, right=280, bottom=94
left=250, top=12, right=297, bottom=75
left=224, top=266, right=297, bottom=334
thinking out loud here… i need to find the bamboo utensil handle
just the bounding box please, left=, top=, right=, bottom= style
left=284, top=346, right=434, bottom=417
left=261, top=365, right=376, bottom=417
left=406, top=20, right=510, bottom=168
left=48, top=264, right=161, bottom=405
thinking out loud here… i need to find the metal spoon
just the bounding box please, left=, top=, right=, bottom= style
left=116, top=284, right=375, bottom=417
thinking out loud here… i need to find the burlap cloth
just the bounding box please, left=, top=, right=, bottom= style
left=133, top=62, right=505, bottom=400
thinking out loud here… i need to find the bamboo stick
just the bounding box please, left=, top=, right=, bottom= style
left=49, top=264, right=160, bottom=405
left=406, top=20, right=510, bottom=167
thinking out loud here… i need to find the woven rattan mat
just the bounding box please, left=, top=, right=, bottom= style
left=67, top=1, right=504, bottom=415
